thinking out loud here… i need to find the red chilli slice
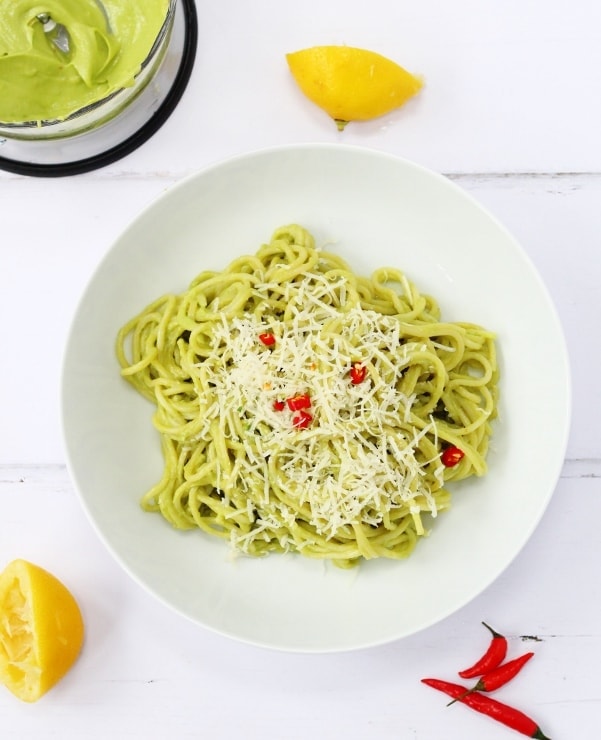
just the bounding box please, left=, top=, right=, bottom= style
left=286, top=393, right=311, bottom=412
left=441, top=445, right=465, bottom=468
left=349, top=363, right=367, bottom=385
left=258, top=332, right=276, bottom=346
left=292, top=410, right=312, bottom=429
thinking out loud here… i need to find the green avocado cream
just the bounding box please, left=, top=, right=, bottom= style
left=0, top=0, right=171, bottom=123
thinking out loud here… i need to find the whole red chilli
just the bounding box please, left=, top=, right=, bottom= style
left=474, top=652, right=535, bottom=693
left=421, top=678, right=551, bottom=739
left=458, top=621, right=508, bottom=678
left=449, top=651, right=536, bottom=704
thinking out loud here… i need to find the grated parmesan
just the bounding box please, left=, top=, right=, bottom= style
left=193, top=271, right=446, bottom=550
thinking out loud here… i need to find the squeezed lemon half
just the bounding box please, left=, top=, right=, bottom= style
left=286, top=45, right=423, bottom=130
left=0, top=559, right=84, bottom=702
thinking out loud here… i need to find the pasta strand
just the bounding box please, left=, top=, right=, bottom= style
left=117, top=225, right=499, bottom=568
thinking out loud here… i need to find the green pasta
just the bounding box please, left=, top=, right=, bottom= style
left=116, top=224, right=499, bottom=568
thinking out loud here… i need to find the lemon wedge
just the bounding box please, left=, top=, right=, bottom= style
left=0, top=559, right=84, bottom=702
left=286, top=45, right=423, bottom=130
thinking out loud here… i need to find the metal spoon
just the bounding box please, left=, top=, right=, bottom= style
left=36, top=13, right=71, bottom=55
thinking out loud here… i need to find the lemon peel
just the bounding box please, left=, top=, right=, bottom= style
left=0, top=559, right=84, bottom=702
left=286, top=45, right=423, bottom=130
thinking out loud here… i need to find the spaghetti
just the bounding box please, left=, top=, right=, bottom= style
left=116, top=225, right=499, bottom=567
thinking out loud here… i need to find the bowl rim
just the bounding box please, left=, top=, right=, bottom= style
left=61, top=143, right=572, bottom=652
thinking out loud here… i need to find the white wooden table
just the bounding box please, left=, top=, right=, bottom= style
left=1, top=1, right=599, bottom=737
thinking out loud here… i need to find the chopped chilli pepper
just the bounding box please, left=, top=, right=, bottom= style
left=258, top=332, right=276, bottom=346
left=349, top=362, right=367, bottom=385
left=458, top=622, right=508, bottom=678
left=448, top=652, right=535, bottom=704
left=421, top=678, right=551, bottom=739
left=286, top=393, right=311, bottom=412
left=292, top=410, right=312, bottom=429
left=273, top=400, right=286, bottom=411
left=441, top=445, right=465, bottom=467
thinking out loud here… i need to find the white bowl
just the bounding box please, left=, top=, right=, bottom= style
left=62, top=144, right=571, bottom=652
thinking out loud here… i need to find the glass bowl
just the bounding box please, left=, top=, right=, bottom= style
left=0, top=0, right=177, bottom=141
left=0, top=0, right=197, bottom=174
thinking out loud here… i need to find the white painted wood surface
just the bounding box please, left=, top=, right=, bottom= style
left=1, top=1, right=599, bottom=737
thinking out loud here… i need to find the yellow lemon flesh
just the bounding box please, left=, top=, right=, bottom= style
left=0, top=559, right=84, bottom=702
left=286, top=45, right=423, bottom=130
